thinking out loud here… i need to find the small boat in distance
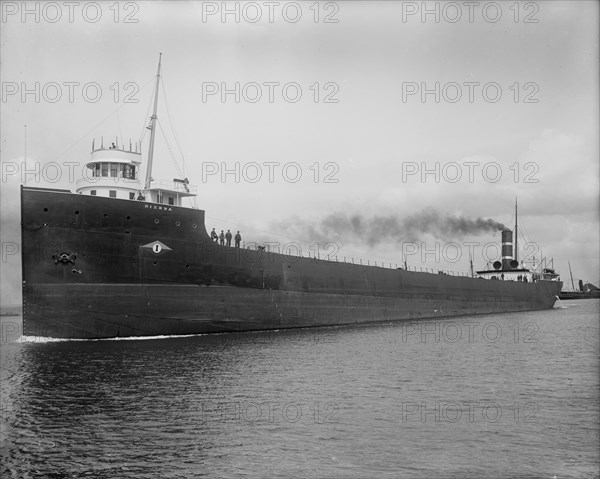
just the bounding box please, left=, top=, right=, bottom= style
left=558, top=262, right=600, bottom=299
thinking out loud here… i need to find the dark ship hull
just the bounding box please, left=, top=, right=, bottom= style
left=558, top=291, right=600, bottom=300
left=21, top=186, right=562, bottom=339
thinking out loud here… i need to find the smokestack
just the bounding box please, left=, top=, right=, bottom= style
left=501, top=229, right=513, bottom=270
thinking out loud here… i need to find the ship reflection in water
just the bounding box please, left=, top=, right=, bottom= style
left=1, top=301, right=598, bottom=478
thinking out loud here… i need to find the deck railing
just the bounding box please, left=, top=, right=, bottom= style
left=221, top=241, right=475, bottom=277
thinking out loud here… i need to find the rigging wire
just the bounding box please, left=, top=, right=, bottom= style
left=137, top=76, right=157, bottom=146
left=508, top=203, right=543, bottom=269
left=157, top=119, right=184, bottom=179
left=46, top=108, right=129, bottom=164
left=116, top=110, right=124, bottom=149
left=153, top=72, right=199, bottom=209
left=517, top=221, right=541, bottom=270
left=44, top=77, right=155, bottom=165
left=160, top=73, right=188, bottom=177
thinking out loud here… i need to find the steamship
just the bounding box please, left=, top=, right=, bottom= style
left=20, top=56, right=562, bottom=339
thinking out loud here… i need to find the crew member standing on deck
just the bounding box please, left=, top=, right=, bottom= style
left=219, top=230, right=225, bottom=245
left=211, top=228, right=218, bottom=242
left=225, top=229, right=232, bottom=247
left=234, top=231, right=241, bottom=248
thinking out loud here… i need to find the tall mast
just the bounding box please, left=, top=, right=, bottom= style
left=144, top=53, right=162, bottom=192
left=568, top=261, right=575, bottom=290
left=514, top=197, right=518, bottom=265
left=23, top=124, right=27, bottom=185
left=469, top=251, right=474, bottom=278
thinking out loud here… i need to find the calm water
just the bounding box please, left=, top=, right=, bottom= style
left=1, top=300, right=598, bottom=478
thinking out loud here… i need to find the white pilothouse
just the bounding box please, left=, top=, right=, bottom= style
left=75, top=53, right=197, bottom=208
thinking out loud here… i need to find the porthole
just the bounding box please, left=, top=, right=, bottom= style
left=186, top=264, right=190, bottom=269
left=103, top=213, right=108, bottom=218
left=74, top=210, right=79, bottom=215
left=175, top=221, right=181, bottom=227
left=154, top=219, right=159, bottom=224
left=153, top=261, right=157, bottom=265
left=126, top=215, right=131, bottom=220
left=43, top=208, right=48, bottom=212
left=192, top=224, right=197, bottom=229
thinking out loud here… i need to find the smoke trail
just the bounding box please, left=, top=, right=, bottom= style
left=275, top=208, right=505, bottom=246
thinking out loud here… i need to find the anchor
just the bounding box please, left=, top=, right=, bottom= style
left=53, top=252, right=77, bottom=265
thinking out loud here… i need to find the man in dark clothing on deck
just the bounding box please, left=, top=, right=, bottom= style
left=234, top=231, right=242, bottom=248
left=219, top=230, right=225, bottom=245
left=225, top=230, right=232, bottom=247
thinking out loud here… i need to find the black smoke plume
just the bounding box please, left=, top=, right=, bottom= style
left=275, top=208, right=505, bottom=246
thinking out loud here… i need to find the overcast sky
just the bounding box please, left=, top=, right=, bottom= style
left=1, top=1, right=598, bottom=306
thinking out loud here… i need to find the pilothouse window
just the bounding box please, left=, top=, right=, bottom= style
left=122, top=164, right=136, bottom=179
